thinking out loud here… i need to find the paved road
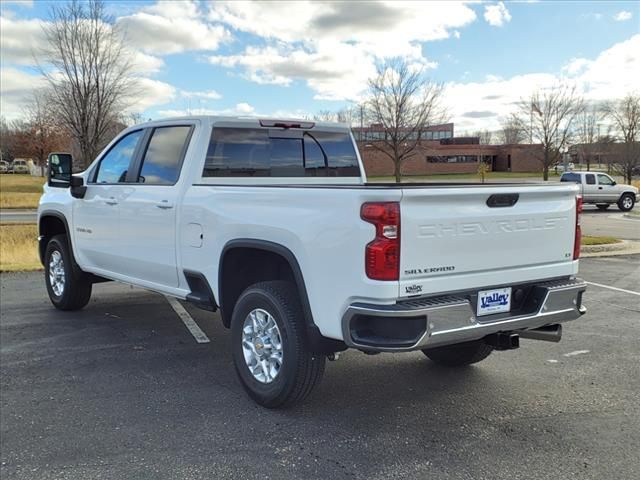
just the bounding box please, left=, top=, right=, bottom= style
left=581, top=205, right=640, bottom=241
left=0, top=209, right=37, bottom=224
left=1, top=257, right=639, bottom=480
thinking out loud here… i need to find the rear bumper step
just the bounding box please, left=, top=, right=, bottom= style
left=342, top=278, right=586, bottom=352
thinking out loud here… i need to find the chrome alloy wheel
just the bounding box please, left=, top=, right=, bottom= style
left=241, top=308, right=283, bottom=384
left=622, top=196, right=633, bottom=210
left=48, top=250, right=65, bottom=297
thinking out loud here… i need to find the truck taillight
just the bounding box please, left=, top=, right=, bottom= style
left=573, top=195, right=583, bottom=260
left=361, top=202, right=400, bottom=281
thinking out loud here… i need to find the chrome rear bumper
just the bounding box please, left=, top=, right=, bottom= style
left=342, top=278, right=587, bottom=352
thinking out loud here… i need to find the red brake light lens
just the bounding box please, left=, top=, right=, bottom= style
left=361, top=202, right=400, bottom=281
left=573, top=195, right=582, bottom=260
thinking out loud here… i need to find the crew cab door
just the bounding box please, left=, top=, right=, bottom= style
left=116, top=124, right=194, bottom=287
left=73, top=130, right=145, bottom=272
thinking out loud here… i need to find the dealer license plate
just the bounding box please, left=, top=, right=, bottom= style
left=477, top=287, right=512, bottom=317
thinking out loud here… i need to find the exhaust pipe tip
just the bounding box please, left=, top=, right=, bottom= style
left=519, top=324, right=562, bottom=343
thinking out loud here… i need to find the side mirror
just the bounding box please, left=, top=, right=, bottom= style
left=70, top=175, right=87, bottom=199
left=612, top=181, right=617, bottom=186
left=47, top=153, right=73, bottom=188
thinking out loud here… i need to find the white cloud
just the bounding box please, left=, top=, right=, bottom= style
left=207, top=1, right=466, bottom=100
left=1, top=0, right=33, bottom=7
left=613, top=11, right=632, bottom=22
left=484, top=2, right=512, bottom=27
left=0, top=15, right=46, bottom=64
left=447, top=35, right=640, bottom=132
left=180, top=89, right=222, bottom=100
left=235, top=102, right=254, bottom=114
left=126, top=78, right=177, bottom=113
left=130, top=51, right=165, bottom=75
left=117, top=0, right=231, bottom=54
left=0, top=67, right=45, bottom=119
left=156, top=104, right=308, bottom=119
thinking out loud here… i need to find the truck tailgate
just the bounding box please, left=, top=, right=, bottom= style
left=399, top=184, right=579, bottom=297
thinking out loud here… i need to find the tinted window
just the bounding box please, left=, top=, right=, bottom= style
left=95, top=130, right=143, bottom=183
left=203, top=128, right=360, bottom=177
left=139, top=126, right=191, bottom=185
left=597, top=174, right=614, bottom=186
left=585, top=174, right=596, bottom=185
left=560, top=173, right=580, bottom=183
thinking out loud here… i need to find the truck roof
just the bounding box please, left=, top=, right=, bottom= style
left=133, top=116, right=350, bottom=130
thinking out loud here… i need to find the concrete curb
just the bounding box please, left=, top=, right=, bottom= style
left=581, top=240, right=640, bottom=258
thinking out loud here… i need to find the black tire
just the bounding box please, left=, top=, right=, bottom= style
left=44, top=234, right=92, bottom=311
left=596, top=204, right=610, bottom=211
left=231, top=280, right=325, bottom=408
left=422, top=340, right=493, bottom=367
left=617, top=193, right=635, bottom=212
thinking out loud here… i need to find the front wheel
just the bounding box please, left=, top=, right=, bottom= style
left=422, top=340, right=493, bottom=367
left=44, top=235, right=92, bottom=310
left=231, top=281, right=325, bottom=408
left=618, top=193, right=635, bottom=212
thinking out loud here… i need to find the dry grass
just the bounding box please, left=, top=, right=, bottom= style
left=0, top=223, right=42, bottom=272
left=0, top=174, right=44, bottom=209
left=581, top=235, right=621, bottom=246
left=632, top=180, right=640, bottom=189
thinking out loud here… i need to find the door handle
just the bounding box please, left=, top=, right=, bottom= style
left=156, top=200, right=174, bottom=210
left=598, top=187, right=603, bottom=190
left=105, top=197, right=118, bottom=206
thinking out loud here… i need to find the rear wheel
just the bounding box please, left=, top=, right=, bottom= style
left=231, top=281, right=325, bottom=408
left=422, top=340, right=493, bottom=367
left=596, top=204, right=610, bottom=211
left=44, top=235, right=92, bottom=311
left=618, top=193, right=635, bottom=212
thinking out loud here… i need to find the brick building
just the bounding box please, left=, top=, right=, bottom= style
left=354, top=123, right=543, bottom=177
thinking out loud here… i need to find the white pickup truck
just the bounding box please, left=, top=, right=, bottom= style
left=38, top=117, right=587, bottom=408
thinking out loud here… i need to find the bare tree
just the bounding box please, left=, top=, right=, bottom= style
left=474, top=129, right=493, bottom=145
left=18, top=90, right=70, bottom=166
left=314, top=110, right=336, bottom=122
left=39, top=0, right=135, bottom=167
left=498, top=113, right=526, bottom=145
left=366, top=58, right=445, bottom=182
left=0, top=117, right=19, bottom=163
left=517, top=84, right=584, bottom=180
left=603, top=94, right=640, bottom=184
left=574, top=105, right=602, bottom=171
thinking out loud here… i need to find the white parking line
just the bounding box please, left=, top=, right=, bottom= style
left=586, top=281, right=640, bottom=296
left=165, top=296, right=210, bottom=343
left=563, top=350, right=590, bottom=357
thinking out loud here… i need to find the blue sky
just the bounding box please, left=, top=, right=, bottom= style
left=1, top=1, right=638, bottom=132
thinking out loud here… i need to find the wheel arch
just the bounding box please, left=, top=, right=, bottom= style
left=38, top=211, right=71, bottom=265
left=218, top=239, right=345, bottom=354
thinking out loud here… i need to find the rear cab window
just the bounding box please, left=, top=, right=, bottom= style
left=560, top=172, right=581, bottom=184
left=202, top=126, right=361, bottom=178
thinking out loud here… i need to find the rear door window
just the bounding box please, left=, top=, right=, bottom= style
left=585, top=174, right=596, bottom=185
left=203, top=127, right=360, bottom=178
left=138, top=126, right=192, bottom=185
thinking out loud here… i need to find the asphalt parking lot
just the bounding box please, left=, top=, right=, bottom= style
left=1, top=256, right=639, bottom=480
